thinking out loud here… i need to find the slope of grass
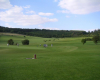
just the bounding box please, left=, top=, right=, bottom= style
left=0, top=35, right=100, bottom=80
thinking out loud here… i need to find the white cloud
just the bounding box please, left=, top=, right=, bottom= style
left=58, top=0, right=100, bottom=14
left=14, top=15, right=58, bottom=26
left=66, top=16, right=70, bottom=18
left=0, top=5, right=58, bottom=26
left=5, top=23, right=13, bottom=28
left=0, top=5, right=23, bottom=22
left=57, top=10, right=69, bottom=13
left=54, top=0, right=58, bottom=2
left=26, top=10, right=35, bottom=14
left=49, top=18, right=58, bottom=22
left=24, top=5, right=30, bottom=8
left=0, top=0, right=12, bottom=9
left=38, top=12, right=54, bottom=16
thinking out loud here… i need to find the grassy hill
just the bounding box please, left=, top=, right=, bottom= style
left=0, top=33, right=100, bottom=80
left=0, top=32, right=25, bottom=36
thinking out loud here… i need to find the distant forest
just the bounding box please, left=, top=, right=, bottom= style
left=0, top=26, right=100, bottom=38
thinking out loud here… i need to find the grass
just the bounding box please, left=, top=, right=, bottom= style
left=0, top=34, right=100, bottom=80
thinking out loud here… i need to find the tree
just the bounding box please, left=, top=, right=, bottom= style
left=8, top=39, right=14, bottom=45
left=22, top=39, right=29, bottom=45
left=81, top=39, right=86, bottom=45
left=93, top=40, right=98, bottom=45
left=92, top=36, right=99, bottom=44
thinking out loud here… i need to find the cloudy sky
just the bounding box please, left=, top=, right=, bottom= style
left=0, top=0, right=100, bottom=32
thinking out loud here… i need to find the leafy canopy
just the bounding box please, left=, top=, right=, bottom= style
left=8, top=39, right=14, bottom=45
left=81, top=39, right=86, bottom=45
left=22, top=39, right=29, bottom=45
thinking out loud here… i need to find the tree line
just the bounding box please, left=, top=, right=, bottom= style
left=0, top=26, right=100, bottom=38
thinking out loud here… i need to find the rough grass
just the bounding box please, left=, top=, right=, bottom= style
left=0, top=32, right=24, bottom=36
left=0, top=34, right=100, bottom=80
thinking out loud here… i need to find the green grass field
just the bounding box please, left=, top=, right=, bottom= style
left=0, top=34, right=100, bottom=80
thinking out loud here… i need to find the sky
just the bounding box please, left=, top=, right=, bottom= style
left=0, top=0, right=100, bottom=32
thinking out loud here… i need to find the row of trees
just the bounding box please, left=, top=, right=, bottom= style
left=8, top=39, right=29, bottom=45
left=81, top=36, right=100, bottom=45
left=1, top=26, right=100, bottom=38
left=0, top=26, right=88, bottom=38
left=8, top=36, right=100, bottom=45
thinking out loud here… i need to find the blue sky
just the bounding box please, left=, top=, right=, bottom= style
left=0, top=0, right=100, bottom=32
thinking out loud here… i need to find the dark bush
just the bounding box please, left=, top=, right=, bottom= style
left=93, top=40, right=98, bottom=45
left=44, top=40, right=47, bottom=42
left=8, top=39, right=14, bottom=45
left=92, top=36, right=100, bottom=44
left=81, top=39, right=86, bottom=45
left=92, top=36, right=99, bottom=41
left=85, top=38, right=92, bottom=41
left=22, top=39, right=29, bottom=45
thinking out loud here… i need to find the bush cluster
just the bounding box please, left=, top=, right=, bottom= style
left=81, top=36, right=100, bottom=45
left=85, top=38, right=92, bottom=41
left=7, top=39, right=29, bottom=45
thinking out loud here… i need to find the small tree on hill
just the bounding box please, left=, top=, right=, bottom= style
left=22, top=39, right=29, bottom=45
left=92, top=36, right=99, bottom=45
left=8, top=39, right=14, bottom=45
left=93, top=40, right=98, bottom=45
left=81, top=39, right=86, bottom=45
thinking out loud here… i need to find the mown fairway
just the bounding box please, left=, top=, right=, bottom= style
left=0, top=34, right=100, bottom=80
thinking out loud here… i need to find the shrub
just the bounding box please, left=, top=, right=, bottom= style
left=92, top=36, right=99, bottom=44
left=92, top=36, right=99, bottom=41
left=93, top=40, right=98, bottom=45
left=22, top=39, right=29, bottom=45
left=8, top=39, right=14, bottom=45
left=81, top=39, right=86, bottom=45
left=85, top=38, right=92, bottom=41
left=44, top=40, right=47, bottom=42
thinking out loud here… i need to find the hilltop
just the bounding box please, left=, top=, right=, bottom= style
left=0, top=26, right=100, bottom=38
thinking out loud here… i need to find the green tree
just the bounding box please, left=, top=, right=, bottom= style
left=8, top=39, right=14, bottom=45
left=22, top=39, right=29, bottom=45
left=92, top=36, right=99, bottom=44
left=93, top=40, right=98, bottom=45
left=81, top=39, right=86, bottom=45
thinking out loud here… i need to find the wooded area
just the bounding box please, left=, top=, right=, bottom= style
left=0, top=26, right=100, bottom=38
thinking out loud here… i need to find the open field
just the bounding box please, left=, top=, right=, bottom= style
left=0, top=34, right=100, bottom=80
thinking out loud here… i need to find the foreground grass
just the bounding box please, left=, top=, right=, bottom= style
left=0, top=35, right=100, bottom=80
